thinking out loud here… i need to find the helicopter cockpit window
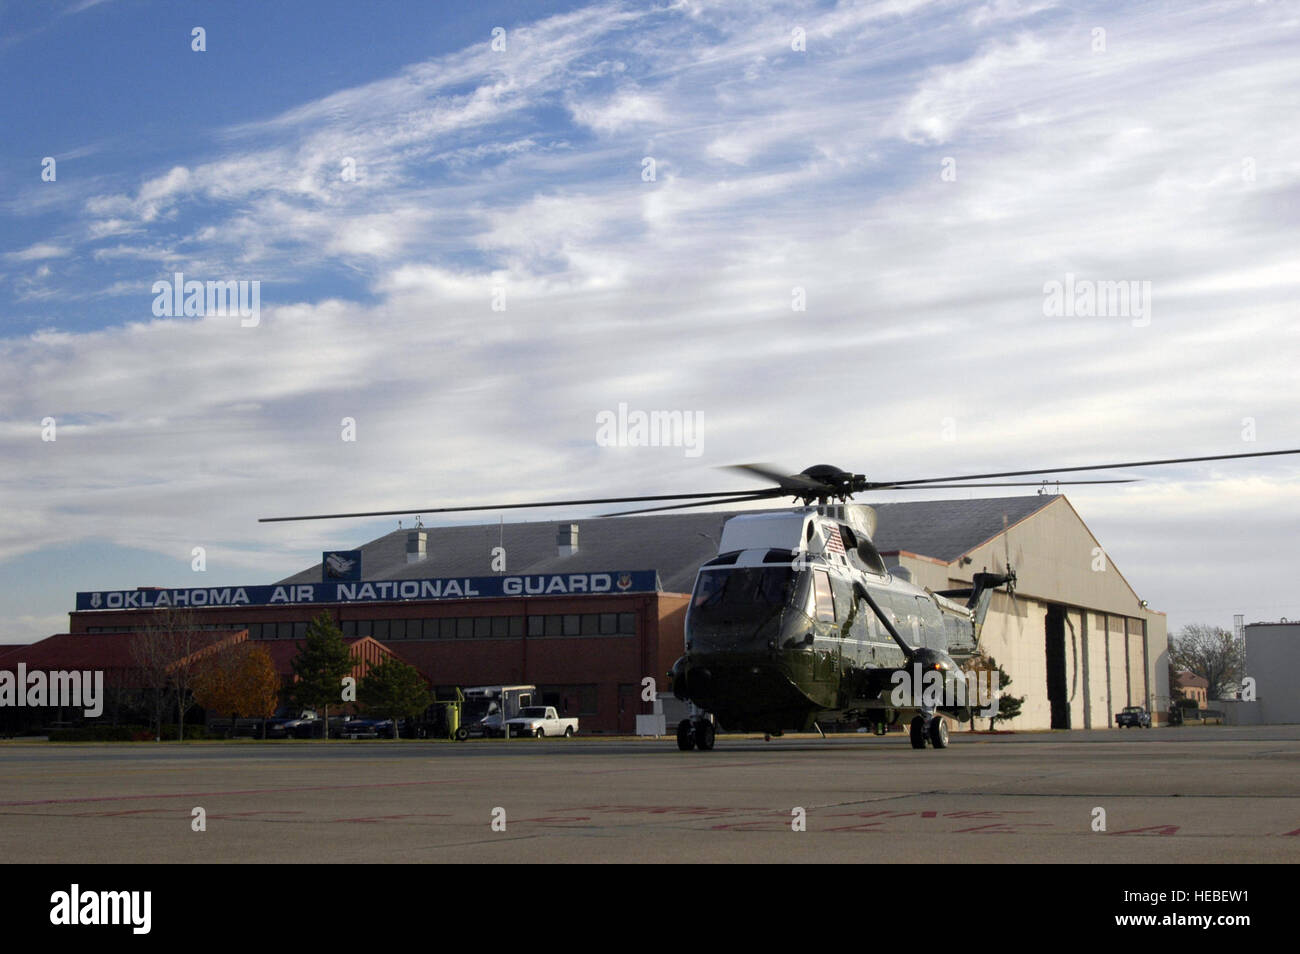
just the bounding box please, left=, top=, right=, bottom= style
left=691, top=567, right=797, bottom=625
left=853, top=536, right=888, bottom=575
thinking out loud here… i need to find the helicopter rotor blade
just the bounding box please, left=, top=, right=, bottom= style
left=997, top=513, right=1023, bottom=636
left=723, top=463, right=827, bottom=492
left=864, top=447, right=1300, bottom=489
left=601, top=492, right=784, bottom=517
left=879, top=479, right=1135, bottom=489
left=258, top=489, right=784, bottom=523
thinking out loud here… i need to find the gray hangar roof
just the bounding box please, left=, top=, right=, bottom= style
left=278, top=495, right=1056, bottom=595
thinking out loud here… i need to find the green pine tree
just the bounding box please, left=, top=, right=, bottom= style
left=360, top=659, right=432, bottom=739
left=288, top=612, right=353, bottom=739
left=985, top=655, right=1025, bottom=729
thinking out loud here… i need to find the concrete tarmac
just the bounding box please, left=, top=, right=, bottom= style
left=2, top=726, right=1297, bottom=863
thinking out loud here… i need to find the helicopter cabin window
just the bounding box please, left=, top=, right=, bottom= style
left=830, top=577, right=855, bottom=631
left=812, top=570, right=836, bottom=624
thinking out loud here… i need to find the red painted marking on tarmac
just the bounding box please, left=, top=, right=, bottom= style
left=826, top=816, right=889, bottom=831
left=561, top=805, right=752, bottom=817
left=1281, top=827, right=1300, bottom=837
left=826, top=808, right=1036, bottom=819
left=1111, top=825, right=1180, bottom=836
left=516, top=816, right=592, bottom=824
left=0, top=778, right=468, bottom=808
left=330, top=813, right=455, bottom=823
left=709, top=819, right=788, bottom=831
left=952, top=822, right=1053, bottom=834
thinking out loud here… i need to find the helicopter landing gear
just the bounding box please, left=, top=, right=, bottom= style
left=695, top=719, right=716, bottom=751
left=911, top=713, right=949, bottom=749
left=678, top=717, right=715, bottom=751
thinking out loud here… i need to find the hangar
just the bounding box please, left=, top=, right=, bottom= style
left=62, top=492, right=1168, bottom=732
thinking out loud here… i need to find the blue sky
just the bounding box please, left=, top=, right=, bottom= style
left=2, top=0, right=1299, bottom=642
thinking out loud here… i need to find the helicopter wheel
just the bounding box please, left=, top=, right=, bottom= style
left=676, top=719, right=694, bottom=751
left=909, top=716, right=927, bottom=749
left=694, top=719, right=716, bottom=751
left=928, top=717, right=949, bottom=749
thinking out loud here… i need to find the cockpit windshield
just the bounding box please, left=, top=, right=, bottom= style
left=691, top=567, right=798, bottom=626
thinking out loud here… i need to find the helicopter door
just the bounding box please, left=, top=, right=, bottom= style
left=811, top=571, right=840, bottom=687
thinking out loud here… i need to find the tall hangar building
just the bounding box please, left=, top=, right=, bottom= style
left=68, top=494, right=1169, bottom=732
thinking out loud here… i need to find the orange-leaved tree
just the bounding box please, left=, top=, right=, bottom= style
left=193, top=643, right=282, bottom=738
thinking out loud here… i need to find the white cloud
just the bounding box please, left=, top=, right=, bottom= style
left=3, top=0, right=1300, bottom=638
left=568, top=89, right=668, bottom=133
left=6, top=243, right=70, bottom=262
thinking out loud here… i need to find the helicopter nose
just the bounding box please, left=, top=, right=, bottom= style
left=686, top=667, right=713, bottom=698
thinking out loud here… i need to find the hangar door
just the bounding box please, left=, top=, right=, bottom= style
left=1045, top=605, right=1070, bottom=730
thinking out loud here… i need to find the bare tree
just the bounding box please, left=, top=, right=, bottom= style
left=1170, top=624, right=1244, bottom=701
left=131, top=624, right=173, bottom=742
left=131, top=608, right=206, bottom=741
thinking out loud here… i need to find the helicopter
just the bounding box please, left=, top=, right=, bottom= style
left=261, top=448, right=1300, bottom=751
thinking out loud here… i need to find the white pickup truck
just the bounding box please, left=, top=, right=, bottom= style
left=505, top=706, right=578, bottom=738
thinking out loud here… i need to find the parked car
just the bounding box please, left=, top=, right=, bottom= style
left=265, top=710, right=318, bottom=739
left=504, top=706, right=578, bottom=738
left=335, top=717, right=399, bottom=739
left=334, top=717, right=378, bottom=739
left=1115, top=705, right=1151, bottom=728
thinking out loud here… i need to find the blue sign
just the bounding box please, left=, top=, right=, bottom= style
left=75, top=570, right=661, bottom=611
left=322, top=550, right=362, bottom=582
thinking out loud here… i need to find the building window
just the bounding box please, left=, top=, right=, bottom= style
left=342, top=620, right=357, bottom=637
left=456, top=618, right=473, bottom=640
left=544, top=615, right=562, bottom=637
left=474, top=617, right=492, bottom=639
left=390, top=619, right=406, bottom=640
left=491, top=616, right=509, bottom=639
left=509, top=616, right=524, bottom=637
left=600, top=613, right=617, bottom=635
left=537, top=684, right=599, bottom=716
left=619, top=613, right=636, bottom=636
left=563, top=615, right=580, bottom=636
left=422, top=618, right=439, bottom=639
left=581, top=614, right=600, bottom=636
left=528, top=616, right=544, bottom=637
